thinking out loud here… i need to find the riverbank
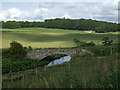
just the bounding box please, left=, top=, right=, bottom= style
left=3, top=53, right=119, bottom=88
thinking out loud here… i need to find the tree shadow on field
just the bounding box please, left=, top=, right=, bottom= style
left=2, top=32, right=119, bottom=43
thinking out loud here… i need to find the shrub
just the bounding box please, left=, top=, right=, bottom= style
left=102, top=37, right=113, bottom=46
left=87, top=41, right=96, bottom=46
left=28, top=46, right=32, bottom=50
left=73, top=39, right=80, bottom=47
left=2, top=41, right=27, bottom=60
left=73, top=39, right=96, bottom=47
left=88, top=46, right=111, bottom=56
left=111, top=42, right=120, bottom=53
left=2, top=58, right=43, bottom=74
left=9, top=41, right=27, bottom=60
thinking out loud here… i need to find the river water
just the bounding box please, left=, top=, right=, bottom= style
left=46, top=56, right=71, bottom=67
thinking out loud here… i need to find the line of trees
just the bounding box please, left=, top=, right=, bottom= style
left=1, top=18, right=119, bottom=33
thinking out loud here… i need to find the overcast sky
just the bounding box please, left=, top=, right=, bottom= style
left=0, top=0, right=119, bottom=22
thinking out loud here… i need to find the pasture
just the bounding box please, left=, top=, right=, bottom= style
left=1, top=28, right=119, bottom=48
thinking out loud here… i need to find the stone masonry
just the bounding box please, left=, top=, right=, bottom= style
left=26, top=48, right=92, bottom=60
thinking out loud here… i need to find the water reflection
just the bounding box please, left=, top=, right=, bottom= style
left=46, top=56, right=71, bottom=67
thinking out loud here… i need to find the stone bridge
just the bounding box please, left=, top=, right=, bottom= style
left=26, top=48, right=92, bottom=60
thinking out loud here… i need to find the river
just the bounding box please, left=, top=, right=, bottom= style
left=46, top=56, right=71, bottom=67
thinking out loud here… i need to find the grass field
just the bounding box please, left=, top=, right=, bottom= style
left=1, top=28, right=119, bottom=48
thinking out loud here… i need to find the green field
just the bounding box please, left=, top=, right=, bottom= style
left=1, top=28, right=119, bottom=48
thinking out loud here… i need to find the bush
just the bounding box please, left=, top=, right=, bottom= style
left=28, top=46, right=32, bottom=50
left=87, top=41, right=96, bottom=46
left=2, top=41, right=27, bottom=60
left=87, top=46, right=111, bottom=56
left=102, top=37, right=113, bottom=46
left=73, top=39, right=80, bottom=47
left=73, top=39, right=96, bottom=47
left=2, top=58, right=43, bottom=74
left=111, top=42, right=120, bottom=53
left=9, top=41, right=27, bottom=60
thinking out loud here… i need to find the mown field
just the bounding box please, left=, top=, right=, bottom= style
left=1, top=28, right=119, bottom=48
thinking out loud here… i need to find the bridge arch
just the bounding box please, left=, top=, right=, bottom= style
left=26, top=49, right=92, bottom=60
left=40, top=53, right=68, bottom=66
left=40, top=53, right=69, bottom=61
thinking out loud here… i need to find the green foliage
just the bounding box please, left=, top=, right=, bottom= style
left=2, top=50, right=67, bottom=74
left=2, top=21, right=21, bottom=29
left=1, top=18, right=118, bottom=33
left=2, top=54, right=119, bottom=88
left=2, top=58, right=43, bottom=74
left=100, top=71, right=119, bottom=88
left=2, top=41, right=33, bottom=61
left=73, top=38, right=118, bottom=56
left=73, top=39, right=96, bottom=47
left=28, top=46, right=32, bottom=50
left=111, top=42, right=120, bottom=53
left=95, top=27, right=105, bottom=33
left=87, top=46, right=112, bottom=56
left=102, top=37, right=113, bottom=46
left=73, top=39, right=80, bottom=47
left=87, top=41, right=96, bottom=46
left=86, top=43, right=119, bottom=56
left=9, top=41, right=26, bottom=60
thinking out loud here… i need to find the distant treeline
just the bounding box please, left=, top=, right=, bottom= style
left=1, top=18, right=119, bottom=33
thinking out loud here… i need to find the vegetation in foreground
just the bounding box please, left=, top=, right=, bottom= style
left=2, top=38, right=120, bottom=88
left=2, top=53, right=119, bottom=88
left=2, top=41, right=67, bottom=74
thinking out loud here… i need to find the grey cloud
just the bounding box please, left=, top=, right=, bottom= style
left=38, top=2, right=60, bottom=8
left=93, top=15, right=118, bottom=22
left=63, top=2, right=77, bottom=9
left=1, top=1, right=118, bottom=22
left=73, top=2, right=118, bottom=22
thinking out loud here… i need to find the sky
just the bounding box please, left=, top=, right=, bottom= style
left=0, top=0, right=119, bottom=22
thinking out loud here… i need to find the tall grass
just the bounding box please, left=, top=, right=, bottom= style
left=2, top=54, right=119, bottom=88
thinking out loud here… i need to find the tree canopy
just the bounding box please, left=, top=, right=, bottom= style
left=1, top=18, right=118, bottom=33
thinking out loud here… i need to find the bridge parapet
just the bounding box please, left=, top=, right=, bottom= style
left=26, top=48, right=92, bottom=60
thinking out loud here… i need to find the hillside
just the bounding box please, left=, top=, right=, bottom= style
left=1, top=18, right=118, bottom=33
left=1, top=28, right=119, bottom=49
